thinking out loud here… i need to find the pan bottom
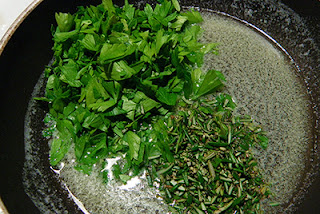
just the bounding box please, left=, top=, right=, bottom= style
left=23, top=9, right=315, bottom=214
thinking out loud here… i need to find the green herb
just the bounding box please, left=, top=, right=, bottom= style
left=41, top=0, right=219, bottom=170
left=146, top=97, right=270, bottom=213
left=38, top=0, right=272, bottom=212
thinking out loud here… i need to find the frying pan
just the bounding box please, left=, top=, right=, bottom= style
left=0, top=0, right=319, bottom=213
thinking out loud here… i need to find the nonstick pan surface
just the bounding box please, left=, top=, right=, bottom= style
left=0, top=0, right=320, bottom=213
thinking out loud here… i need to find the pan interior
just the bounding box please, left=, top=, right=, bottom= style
left=23, top=7, right=315, bottom=213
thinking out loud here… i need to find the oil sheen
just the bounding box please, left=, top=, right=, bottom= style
left=24, top=11, right=313, bottom=213
left=200, top=11, right=312, bottom=212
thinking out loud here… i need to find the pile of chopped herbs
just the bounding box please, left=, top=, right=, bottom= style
left=37, top=0, right=272, bottom=213
left=148, top=97, right=270, bottom=213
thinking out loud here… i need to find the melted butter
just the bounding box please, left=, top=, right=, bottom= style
left=57, top=146, right=168, bottom=214
left=200, top=11, right=313, bottom=212
left=24, top=11, right=313, bottom=214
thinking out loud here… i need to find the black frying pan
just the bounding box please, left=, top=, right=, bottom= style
left=0, top=0, right=319, bottom=213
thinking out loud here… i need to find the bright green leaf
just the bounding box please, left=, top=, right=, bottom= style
left=55, top=12, right=74, bottom=32
left=59, top=60, right=82, bottom=87
left=194, top=70, right=225, bottom=99
left=81, top=34, right=99, bottom=51
left=181, top=8, right=203, bottom=24
left=111, top=60, right=137, bottom=80
left=50, top=138, right=70, bottom=166
left=172, top=0, right=181, bottom=12
left=156, top=87, right=178, bottom=106
left=123, top=131, right=141, bottom=160
left=54, top=30, right=78, bottom=42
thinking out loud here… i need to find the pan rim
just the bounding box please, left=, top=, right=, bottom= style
left=0, top=0, right=44, bottom=56
left=1, top=0, right=319, bottom=213
left=0, top=1, right=44, bottom=212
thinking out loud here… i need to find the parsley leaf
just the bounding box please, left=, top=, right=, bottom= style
left=123, top=131, right=141, bottom=160
left=55, top=12, right=74, bottom=32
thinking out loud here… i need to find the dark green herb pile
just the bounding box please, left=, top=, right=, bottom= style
left=37, top=0, right=272, bottom=213
left=148, top=96, right=270, bottom=213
